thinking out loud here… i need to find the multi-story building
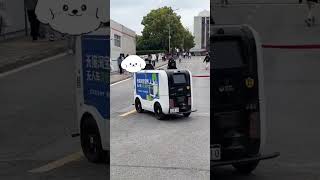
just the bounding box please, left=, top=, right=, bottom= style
left=191, top=10, right=210, bottom=55
left=110, top=19, right=136, bottom=72
left=0, top=0, right=26, bottom=39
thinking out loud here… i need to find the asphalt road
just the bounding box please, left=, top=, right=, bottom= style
left=213, top=2, right=320, bottom=180
left=0, top=54, right=107, bottom=180
left=110, top=56, right=210, bottom=179
left=0, top=55, right=209, bottom=179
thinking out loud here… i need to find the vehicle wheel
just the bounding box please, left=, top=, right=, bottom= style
left=81, top=116, right=107, bottom=163
left=135, top=98, right=144, bottom=113
left=232, top=161, right=259, bottom=174
left=183, top=112, right=191, bottom=117
left=154, top=102, right=165, bottom=120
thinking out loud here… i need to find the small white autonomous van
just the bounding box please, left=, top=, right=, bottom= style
left=133, top=69, right=194, bottom=120
left=74, top=26, right=109, bottom=163
left=211, top=24, right=279, bottom=173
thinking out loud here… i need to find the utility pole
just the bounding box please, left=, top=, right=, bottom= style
left=168, top=24, right=171, bottom=53
left=168, top=8, right=179, bottom=54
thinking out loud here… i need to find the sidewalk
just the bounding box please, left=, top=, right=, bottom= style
left=0, top=36, right=167, bottom=84
left=0, top=36, right=68, bottom=73
left=110, top=60, right=168, bottom=84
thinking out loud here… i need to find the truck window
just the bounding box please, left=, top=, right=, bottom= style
left=173, top=74, right=187, bottom=84
left=212, top=40, right=245, bottom=69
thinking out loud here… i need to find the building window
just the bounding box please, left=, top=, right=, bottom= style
left=114, top=34, right=121, bottom=47
left=201, top=17, right=206, bottom=49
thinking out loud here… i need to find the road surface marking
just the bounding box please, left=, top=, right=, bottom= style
left=28, top=151, right=83, bottom=173
left=119, top=109, right=136, bottom=117
left=214, top=3, right=302, bottom=6
left=0, top=52, right=68, bottom=79
left=111, top=77, right=132, bottom=87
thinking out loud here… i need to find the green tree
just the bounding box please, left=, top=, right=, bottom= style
left=182, top=28, right=195, bottom=51
left=140, top=6, right=193, bottom=52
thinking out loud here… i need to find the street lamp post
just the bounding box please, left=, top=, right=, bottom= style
left=168, top=25, right=171, bottom=53
left=168, top=8, right=179, bottom=54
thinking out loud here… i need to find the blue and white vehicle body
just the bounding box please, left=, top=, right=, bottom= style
left=75, top=26, right=109, bottom=163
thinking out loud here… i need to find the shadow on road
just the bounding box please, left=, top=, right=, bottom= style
left=212, top=167, right=260, bottom=180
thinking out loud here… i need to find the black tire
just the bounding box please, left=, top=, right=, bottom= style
left=80, top=116, right=107, bottom=163
left=232, top=161, right=259, bottom=174
left=154, top=102, right=165, bottom=120
left=183, top=112, right=191, bottom=117
left=135, top=98, right=144, bottom=113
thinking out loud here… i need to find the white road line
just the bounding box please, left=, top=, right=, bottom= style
left=0, top=52, right=68, bottom=79
left=111, top=77, right=132, bottom=87
left=28, top=151, right=83, bottom=173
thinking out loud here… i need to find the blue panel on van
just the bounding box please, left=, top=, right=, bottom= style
left=81, top=35, right=110, bottom=119
left=136, top=72, right=159, bottom=101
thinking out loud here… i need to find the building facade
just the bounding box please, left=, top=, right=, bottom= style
left=191, top=10, right=210, bottom=55
left=0, top=0, right=26, bottom=38
left=110, top=19, right=136, bottom=72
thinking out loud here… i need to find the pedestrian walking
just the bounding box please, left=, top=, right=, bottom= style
left=305, top=0, right=318, bottom=26
left=151, top=55, right=156, bottom=67
left=117, top=53, right=124, bottom=74
left=156, top=53, right=159, bottom=62
left=144, top=58, right=154, bottom=70
left=67, top=35, right=76, bottom=54
left=167, top=57, right=177, bottom=69
left=203, top=53, right=210, bottom=70
left=25, top=0, right=40, bottom=41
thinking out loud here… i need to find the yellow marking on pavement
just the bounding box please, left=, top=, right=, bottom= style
left=119, top=109, right=136, bottom=117
left=28, top=151, right=83, bottom=173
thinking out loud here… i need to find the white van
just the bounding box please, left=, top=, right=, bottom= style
left=74, top=27, right=109, bottom=163
left=211, top=24, right=279, bottom=173
left=133, top=69, right=194, bottom=120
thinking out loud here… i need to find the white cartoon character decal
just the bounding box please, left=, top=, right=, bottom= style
left=35, top=0, right=108, bottom=35
left=121, top=55, right=146, bottom=73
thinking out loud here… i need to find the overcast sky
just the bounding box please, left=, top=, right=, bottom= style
left=111, top=0, right=210, bottom=35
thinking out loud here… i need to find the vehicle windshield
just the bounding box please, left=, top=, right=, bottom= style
left=173, top=74, right=187, bottom=84
left=212, top=40, right=245, bottom=69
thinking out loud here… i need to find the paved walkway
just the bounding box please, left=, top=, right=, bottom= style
left=110, top=60, right=168, bottom=84
left=0, top=36, right=167, bottom=83
left=0, top=36, right=67, bottom=73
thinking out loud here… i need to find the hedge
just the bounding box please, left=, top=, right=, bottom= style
left=136, top=50, right=166, bottom=55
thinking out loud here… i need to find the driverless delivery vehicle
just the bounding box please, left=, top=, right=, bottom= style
left=211, top=25, right=279, bottom=173
left=74, top=27, right=109, bottom=163
left=134, top=69, right=194, bottom=120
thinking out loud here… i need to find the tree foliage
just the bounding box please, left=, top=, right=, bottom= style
left=137, top=6, right=195, bottom=52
